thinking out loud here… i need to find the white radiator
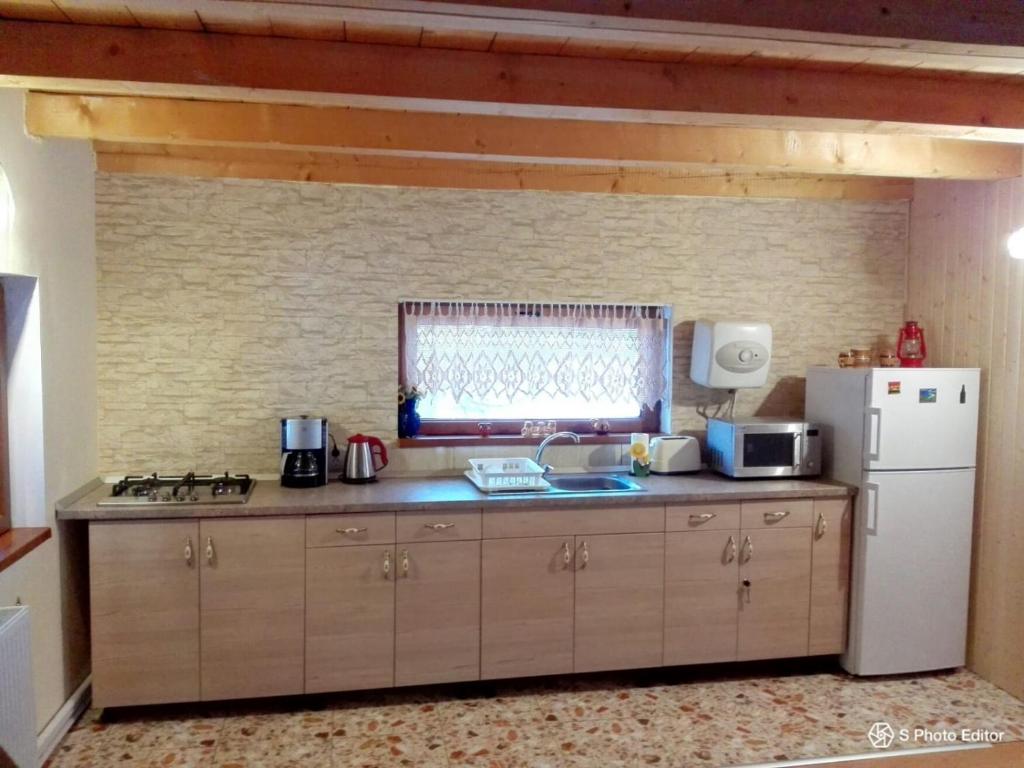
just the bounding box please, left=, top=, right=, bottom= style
left=0, top=606, right=36, bottom=768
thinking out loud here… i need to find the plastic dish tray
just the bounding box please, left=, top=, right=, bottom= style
left=465, top=457, right=549, bottom=493
left=464, top=470, right=551, bottom=494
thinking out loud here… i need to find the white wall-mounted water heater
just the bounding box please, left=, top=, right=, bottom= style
left=690, top=320, right=772, bottom=389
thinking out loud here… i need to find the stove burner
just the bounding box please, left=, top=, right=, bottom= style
left=101, top=472, right=256, bottom=506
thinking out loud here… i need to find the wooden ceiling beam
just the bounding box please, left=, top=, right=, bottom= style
left=93, top=141, right=915, bottom=201
left=7, top=1, right=1024, bottom=75
left=5, top=20, right=1024, bottom=141
left=26, top=93, right=1023, bottom=180
left=438, top=1, right=1024, bottom=48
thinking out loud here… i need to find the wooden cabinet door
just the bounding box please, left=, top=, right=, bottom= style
left=664, top=530, right=739, bottom=666
left=306, top=545, right=395, bottom=693
left=481, top=536, right=573, bottom=680
left=200, top=517, right=305, bottom=700
left=574, top=533, right=664, bottom=673
left=809, top=499, right=853, bottom=655
left=90, top=520, right=200, bottom=708
left=395, top=540, right=480, bottom=686
left=737, top=527, right=812, bottom=661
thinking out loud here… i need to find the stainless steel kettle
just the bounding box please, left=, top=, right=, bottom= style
left=342, top=434, right=389, bottom=484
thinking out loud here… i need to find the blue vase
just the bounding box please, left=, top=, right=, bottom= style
left=398, top=399, right=421, bottom=438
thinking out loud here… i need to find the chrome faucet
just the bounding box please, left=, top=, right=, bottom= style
left=535, top=431, right=581, bottom=474
left=172, top=471, right=196, bottom=500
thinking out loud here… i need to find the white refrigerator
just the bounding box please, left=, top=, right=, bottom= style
left=805, top=367, right=980, bottom=676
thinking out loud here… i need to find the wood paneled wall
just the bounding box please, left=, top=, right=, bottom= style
left=908, top=179, right=1024, bottom=700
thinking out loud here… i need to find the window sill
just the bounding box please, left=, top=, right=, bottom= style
left=0, top=527, right=52, bottom=576
left=398, top=433, right=665, bottom=448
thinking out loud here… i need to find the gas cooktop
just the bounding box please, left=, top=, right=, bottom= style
left=97, top=472, right=256, bottom=506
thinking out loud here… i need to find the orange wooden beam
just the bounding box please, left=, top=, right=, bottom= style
left=4, top=20, right=1024, bottom=141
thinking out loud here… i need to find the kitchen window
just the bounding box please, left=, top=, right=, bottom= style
left=399, top=301, right=671, bottom=438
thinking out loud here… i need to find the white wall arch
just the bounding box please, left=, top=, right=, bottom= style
left=0, top=88, right=97, bottom=739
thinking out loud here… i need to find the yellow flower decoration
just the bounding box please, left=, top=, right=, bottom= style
left=629, top=442, right=648, bottom=460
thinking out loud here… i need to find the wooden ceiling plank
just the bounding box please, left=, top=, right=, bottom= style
left=421, top=27, right=495, bottom=51
left=0, top=0, right=68, bottom=22
left=557, top=37, right=637, bottom=59
left=194, top=4, right=271, bottom=35
left=30, top=93, right=1023, bottom=180
left=7, top=20, right=1024, bottom=142
left=193, top=0, right=1024, bottom=56
left=267, top=16, right=345, bottom=41
left=345, top=21, right=421, bottom=46
left=93, top=142, right=915, bottom=200
left=123, top=2, right=202, bottom=31
left=621, top=44, right=694, bottom=63
left=13, top=0, right=1024, bottom=76
left=491, top=32, right=567, bottom=55
left=54, top=0, right=138, bottom=26
left=372, top=0, right=1024, bottom=48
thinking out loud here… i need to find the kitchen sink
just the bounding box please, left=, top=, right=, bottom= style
left=544, top=473, right=646, bottom=494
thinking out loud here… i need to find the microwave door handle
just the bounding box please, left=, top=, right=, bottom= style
left=793, top=432, right=802, bottom=468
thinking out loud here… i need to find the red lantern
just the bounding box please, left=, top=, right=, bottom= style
left=897, top=321, right=927, bottom=367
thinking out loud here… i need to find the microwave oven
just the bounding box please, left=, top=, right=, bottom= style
left=707, top=417, right=822, bottom=478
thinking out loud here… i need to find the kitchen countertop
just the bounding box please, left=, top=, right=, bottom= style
left=56, top=471, right=854, bottom=521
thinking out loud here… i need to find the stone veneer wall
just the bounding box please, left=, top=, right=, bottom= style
left=95, top=174, right=907, bottom=475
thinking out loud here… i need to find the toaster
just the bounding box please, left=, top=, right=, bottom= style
left=649, top=435, right=702, bottom=474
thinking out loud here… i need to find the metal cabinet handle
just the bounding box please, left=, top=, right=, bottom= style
left=580, top=541, right=589, bottom=568
left=763, top=510, right=790, bottom=523
left=562, top=541, right=571, bottom=567
left=815, top=512, right=828, bottom=539
left=205, top=536, right=215, bottom=564
left=689, top=512, right=717, bottom=524
left=740, top=535, right=753, bottom=563
left=383, top=550, right=391, bottom=578
left=401, top=549, right=409, bottom=577
left=184, top=537, right=194, bottom=566
left=424, top=522, right=456, bottom=531
left=337, top=527, right=368, bottom=535
left=742, top=578, right=752, bottom=604
left=725, top=535, right=737, bottom=564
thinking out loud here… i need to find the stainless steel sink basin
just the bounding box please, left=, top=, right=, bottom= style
left=545, top=474, right=645, bottom=494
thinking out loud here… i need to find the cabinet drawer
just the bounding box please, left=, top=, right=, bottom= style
left=741, top=499, right=813, bottom=529
left=482, top=505, right=664, bottom=538
left=306, top=513, right=396, bottom=547
left=397, top=509, right=482, bottom=542
left=666, top=503, right=740, bottom=532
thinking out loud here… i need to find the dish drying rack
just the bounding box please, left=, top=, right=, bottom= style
left=464, top=457, right=550, bottom=494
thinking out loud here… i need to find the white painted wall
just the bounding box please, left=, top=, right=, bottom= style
left=0, top=89, right=97, bottom=733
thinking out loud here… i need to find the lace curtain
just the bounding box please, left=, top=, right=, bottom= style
left=401, top=302, right=669, bottom=419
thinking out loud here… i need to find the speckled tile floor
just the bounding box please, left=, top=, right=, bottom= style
left=45, top=664, right=1024, bottom=768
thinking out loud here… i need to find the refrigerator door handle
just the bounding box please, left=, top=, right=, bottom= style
left=865, top=482, right=880, bottom=534
left=865, top=407, right=883, bottom=462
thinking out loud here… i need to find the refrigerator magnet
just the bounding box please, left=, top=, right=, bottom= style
left=919, top=387, right=937, bottom=403
left=888, top=381, right=901, bottom=395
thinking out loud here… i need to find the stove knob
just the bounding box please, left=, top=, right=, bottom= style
left=148, top=490, right=159, bottom=501
left=161, top=494, right=171, bottom=502
left=190, top=495, right=199, bottom=502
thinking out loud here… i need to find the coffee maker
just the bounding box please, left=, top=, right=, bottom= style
left=280, top=416, right=328, bottom=488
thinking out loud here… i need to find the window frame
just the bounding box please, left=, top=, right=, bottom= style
left=398, top=302, right=666, bottom=439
